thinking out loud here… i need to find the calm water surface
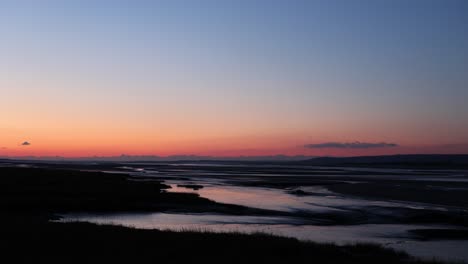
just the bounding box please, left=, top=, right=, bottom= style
left=60, top=164, right=468, bottom=262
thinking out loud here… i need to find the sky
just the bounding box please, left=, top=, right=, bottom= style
left=1, top=0, right=468, bottom=157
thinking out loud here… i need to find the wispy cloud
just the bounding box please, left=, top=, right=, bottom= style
left=305, top=141, right=398, bottom=149
left=21, top=141, right=31, bottom=146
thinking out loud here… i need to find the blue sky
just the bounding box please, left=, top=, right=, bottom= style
left=1, top=0, right=467, bottom=156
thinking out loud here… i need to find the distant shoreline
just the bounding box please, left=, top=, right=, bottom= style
left=1, top=154, right=468, bottom=169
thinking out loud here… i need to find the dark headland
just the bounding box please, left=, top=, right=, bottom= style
left=296, top=154, right=468, bottom=168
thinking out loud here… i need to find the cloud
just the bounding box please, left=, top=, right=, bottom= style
left=305, top=141, right=398, bottom=149
left=21, top=141, right=31, bottom=146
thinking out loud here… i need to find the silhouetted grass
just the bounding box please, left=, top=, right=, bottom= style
left=0, top=221, right=450, bottom=264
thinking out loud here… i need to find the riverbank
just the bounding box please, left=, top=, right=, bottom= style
left=0, top=220, right=444, bottom=264
left=0, top=166, right=462, bottom=263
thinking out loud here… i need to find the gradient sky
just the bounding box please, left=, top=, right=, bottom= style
left=1, top=0, right=468, bottom=157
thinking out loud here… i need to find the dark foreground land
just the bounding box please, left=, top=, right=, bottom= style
left=1, top=221, right=441, bottom=264
left=0, top=166, right=453, bottom=263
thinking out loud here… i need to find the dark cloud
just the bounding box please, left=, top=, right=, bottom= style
left=304, top=141, right=398, bottom=149
left=21, top=141, right=31, bottom=146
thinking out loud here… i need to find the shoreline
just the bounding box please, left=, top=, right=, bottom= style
left=0, top=164, right=465, bottom=263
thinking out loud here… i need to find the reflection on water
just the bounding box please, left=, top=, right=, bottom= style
left=59, top=212, right=468, bottom=262
left=168, top=183, right=448, bottom=213
left=61, top=164, right=468, bottom=262
left=169, top=184, right=342, bottom=212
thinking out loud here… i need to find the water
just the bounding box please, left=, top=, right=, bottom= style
left=59, top=163, right=468, bottom=262
left=60, top=212, right=468, bottom=262
left=167, top=183, right=450, bottom=213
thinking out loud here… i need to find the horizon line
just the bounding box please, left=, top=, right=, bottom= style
left=1, top=153, right=468, bottom=162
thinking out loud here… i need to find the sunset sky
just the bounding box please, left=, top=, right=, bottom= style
left=1, top=0, right=468, bottom=157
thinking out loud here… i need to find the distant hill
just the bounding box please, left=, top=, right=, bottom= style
left=0, top=155, right=315, bottom=163
left=298, top=154, right=468, bottom=168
